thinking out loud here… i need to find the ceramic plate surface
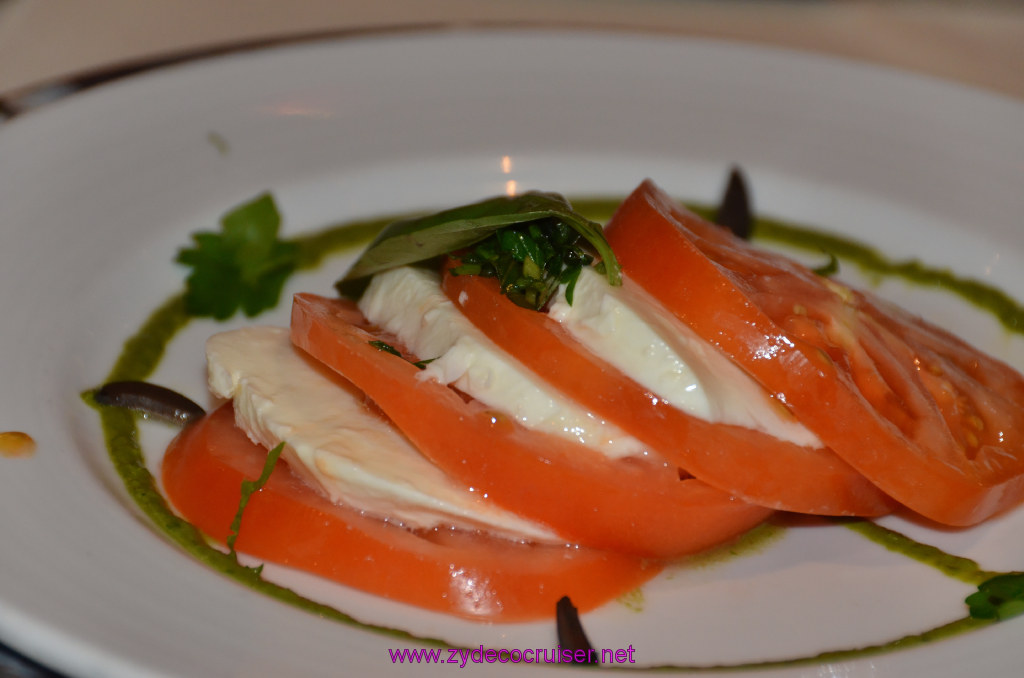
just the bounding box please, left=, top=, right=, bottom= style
left=1, top=28, right=1024, bottom=678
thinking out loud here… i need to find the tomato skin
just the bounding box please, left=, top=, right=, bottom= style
left=442, top=266, right=894, bottom=517
left=162, top=404, right=663, bottom=621
left=290, top=293, right=773, bottom=559
left=604, top=179, right=1024, bottom=526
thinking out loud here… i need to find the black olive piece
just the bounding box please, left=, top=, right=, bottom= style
left=714, top=165, right=753, bottom=240
left=556, top=595, right=600, bottom=665
left=94, top=381, right=206, bottom=426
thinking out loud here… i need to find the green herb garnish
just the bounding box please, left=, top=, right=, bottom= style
left=369, top=340, right=403, bottom=357
left=449, top=219, right=595, bottom=310
left=966, top=572, right=1024, bottom=620
left=369, top=340, right=436, bottom=370
left=334, top=192, right=621, bottom=306
left=226, top=441, right=286, bottom=560
left=812, top=252, right=840, bottom=277
left=177, top=193, right=300, bottom=319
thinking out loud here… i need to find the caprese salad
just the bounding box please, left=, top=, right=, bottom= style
left=155, top=178, right=1024, bottom=626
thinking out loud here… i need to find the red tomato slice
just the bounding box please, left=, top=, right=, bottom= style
left=604, top=179, right=1024, bottom=526
left=442, top=267, right=894, bottom=516
left=162, top=404, right=663, bottom=621
left=290, top=293, right=773, bottom=558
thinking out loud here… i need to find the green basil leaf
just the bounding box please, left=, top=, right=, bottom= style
left=227, top=441, right=286, bottom=558
left=335, top=192, right=621, bottom=298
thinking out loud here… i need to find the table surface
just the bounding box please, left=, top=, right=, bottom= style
left=0, top=0, right=1021, bottom=675
left=1, top=0, right=1023, bottom=104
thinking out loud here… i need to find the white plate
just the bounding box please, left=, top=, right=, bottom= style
left=2, top=28, right=1024, bottom=678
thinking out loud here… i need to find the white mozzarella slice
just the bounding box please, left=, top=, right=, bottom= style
left=206, top=326, right=559, bottom=542
left=358, top=266, right=647, bottom=458
left=548, top=267, right=822, bottom=447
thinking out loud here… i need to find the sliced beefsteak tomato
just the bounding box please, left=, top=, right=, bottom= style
left=290, top=293, right=773, bottom=559
left=442, top=266, right=894, bottom=517
left=604, top=179, right=1024, bottom=526
left=163, top=404, right=663, bottom=621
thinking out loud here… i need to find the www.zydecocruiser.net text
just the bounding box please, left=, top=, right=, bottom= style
left=389, top=645, right=637, bottom=666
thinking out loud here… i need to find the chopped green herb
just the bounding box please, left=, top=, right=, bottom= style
left=227, top=441, right=286, bottom=560
left=449, top=218, right=594, bottom=310
left=177, top=193, right=300, bottom=319
left=369, top=340, right=436, bottom=370
left=369, top=340, right=403, bottom=357
left=335, top=192, right=621, bottom=304
left=560, top=263, right=584, bottom=307
left=207, top=131, right=230, bottom=155
left=966, top=572, right=1024, bottom=620
left=812, top=252, right=840, bottom=277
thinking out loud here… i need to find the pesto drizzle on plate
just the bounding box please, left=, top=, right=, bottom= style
left=83, top=219, right=448, bottom=646
left=87, top=195, right=1024, bottom=667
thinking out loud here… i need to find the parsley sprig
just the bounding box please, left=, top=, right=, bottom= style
left=176, top=193, right=300, bottom=319
left=967, top=572, right=1024, bottom=620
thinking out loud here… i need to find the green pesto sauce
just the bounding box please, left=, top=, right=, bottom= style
left=754, top=217, right=1024, bottom=334
left=90, top=198, right=1024, bottom=668
left=617, top=587, right=646, bottom=614
left=86, top=217, right=446, bottom=645
left=840, top=519, right=999, bottom=586
left=651, top=617, right=995, bottom=673
left=678, top=520, right=785, bottom=572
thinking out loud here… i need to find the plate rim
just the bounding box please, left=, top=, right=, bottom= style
left=1, top=25, right=1024, bottom=678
